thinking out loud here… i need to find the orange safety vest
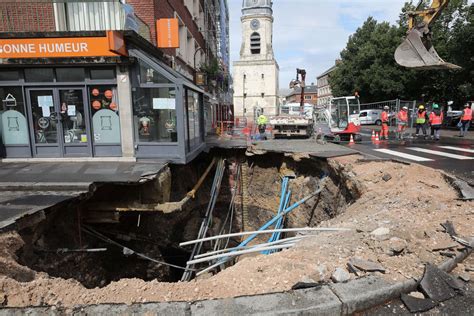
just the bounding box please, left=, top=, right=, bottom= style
left=462, top=108, right=473, bottom=121
left=397, top=110, right=408, bottom=122
left=381, top=111, right=389, bottom=123
left=429, top=112, right=443, bottom=125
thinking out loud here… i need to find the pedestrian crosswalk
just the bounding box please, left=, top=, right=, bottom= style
left=373, top=146, right=474, bottom=162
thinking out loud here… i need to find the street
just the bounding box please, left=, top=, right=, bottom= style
left=349, top=126, right=474, bottom=184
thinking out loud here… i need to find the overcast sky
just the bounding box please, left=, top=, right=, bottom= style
left=228, top=0, right=469, bottom=92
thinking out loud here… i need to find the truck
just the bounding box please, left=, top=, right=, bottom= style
left=269, top=68, right=314, bottom=138
left=270, top=102, right=314, bottom=138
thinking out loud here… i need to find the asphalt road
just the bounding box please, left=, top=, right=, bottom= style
left=347, top=127, right=474, bottom=184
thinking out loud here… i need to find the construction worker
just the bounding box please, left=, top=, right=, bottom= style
left=459, top=102, right=472, bottom=137
left=397, top=106, right=409, bottom=140
left=429, top=103, right=443, bottom=141
left=257, top=114, right=268, bottom=140
left=415, top=105, right=428, bottom=138
left=380, top=106, right=390, bottom=140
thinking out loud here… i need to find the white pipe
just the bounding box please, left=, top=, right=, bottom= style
left=193, top=236, right=306, bottom=259
left=187, top=243, right=296, bottom=266
left=179, top=227, right=350, bottom=247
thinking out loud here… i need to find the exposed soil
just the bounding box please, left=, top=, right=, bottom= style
left=0, top=154, right=472, bottom=308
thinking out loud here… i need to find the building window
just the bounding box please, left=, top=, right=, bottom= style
left=90, top=68, right=116, bottom=80
left=244, top=93, right=247, bottom=98
left=0, top=87, right=29, bottom=145
left=304, top=95, right=312, bottom=100
left=139, top=61, right=172, bottom=84
left=261, top=93, right=265, bottom=98
left=186, top=89, right=201, bottom=149
left=133, top=87, right=177, bottom=143
left=250, top=32, right=261, bottom=54
left=56, top=68, right=85, bottom=82
left=244, top=74, right=246, bottom=80
left=89, top=86, right=121, bottom=144
left=24, top=68, right=54, bottom=82
left=261, top=74, right=264, bottom=79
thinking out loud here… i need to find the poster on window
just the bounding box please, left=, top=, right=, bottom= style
left=37, top=95, right=53, bottom=108
left=152, top=98, right=175, bottom=110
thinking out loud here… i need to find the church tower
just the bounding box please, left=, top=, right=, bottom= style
left=233, top=0, right=280, bottom=121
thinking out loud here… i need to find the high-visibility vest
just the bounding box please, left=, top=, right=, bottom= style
left=398, top=110, right=408, bottom=122
left=462, top=108, right=472, bottom=121
left=381, top=111, right=389, bottom=123
left=416, top=111, right=427, bottom=124
left=429, top=112, right=443, bottom=125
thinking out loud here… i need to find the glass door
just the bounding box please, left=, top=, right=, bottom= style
left=58, top=88, right=92, bottom=157
left=27, top=88, right=62, bottom=157
left=26, top=88, right=92, bottom=157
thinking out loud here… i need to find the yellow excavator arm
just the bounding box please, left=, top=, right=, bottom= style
left=395, top=0, right=461, bottom=70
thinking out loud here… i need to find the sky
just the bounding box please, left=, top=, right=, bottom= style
left=227, top=0, right=427, bottom=93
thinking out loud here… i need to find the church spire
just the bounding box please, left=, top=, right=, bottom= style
left=242, top=0, right=272, bottom=17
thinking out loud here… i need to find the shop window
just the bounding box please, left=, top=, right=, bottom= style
left=139, top=62, right=172, bottom=84
left=24, top=68, right=54, bottom=82
left=0, top=87, right=29, bottom=145
left=186, top=89, right=201, bottom=149
left=88, top=86, right=121, bottom=144
left=90, top=68, right=116, bottom=80
left=56, top=68, right=85, bottom=82
left=133, top=87, right=177, bottom=143
left=0, top=70, right=20, bottom=81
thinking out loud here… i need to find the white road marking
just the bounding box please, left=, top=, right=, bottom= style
left=407, top=147, right=474, bottom=160
left=373, top=149, right=434, bottom=162
left=438, top=146, right=474, bottom=154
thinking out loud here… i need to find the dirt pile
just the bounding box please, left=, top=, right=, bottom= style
left=0, top=155, right=472, bottom=308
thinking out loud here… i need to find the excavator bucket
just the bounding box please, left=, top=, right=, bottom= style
left=395, top=29, right=461, bottom=70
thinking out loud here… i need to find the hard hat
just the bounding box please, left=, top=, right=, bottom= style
left=419, top=105, right=425, bottom=110
left=402, top=106, right=408, bottom=110
left=432, top=103, right=439, bottom=109
left=465, top=103, right=470, bottom=107
left=383, top=106, right=389, bottom=110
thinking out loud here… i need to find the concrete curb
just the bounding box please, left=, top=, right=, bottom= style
left=1, top=247, right=471, bottom=315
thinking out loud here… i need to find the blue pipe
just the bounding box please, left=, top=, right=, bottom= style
left=262, top=177, right=288, bottom=254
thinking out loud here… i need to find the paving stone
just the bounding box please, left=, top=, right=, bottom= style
left=420, top=264, right=457, bottom=302
left=401, top=293, right=437, bottom=313
left=349, top=257, right=386, bottom=273
left=458, top=273, right=470, bottom=282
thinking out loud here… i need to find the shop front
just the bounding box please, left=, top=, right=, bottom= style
left=0, top=31, right=207, bottom=163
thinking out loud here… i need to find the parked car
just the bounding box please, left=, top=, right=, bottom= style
left=359, top=109, right=396, bottom=125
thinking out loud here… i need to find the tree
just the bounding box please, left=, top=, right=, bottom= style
left=330, top=17, right=414, bottom=102
left=330, top=1, right=473, bottom=107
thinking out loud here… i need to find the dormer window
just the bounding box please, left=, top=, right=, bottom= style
left=250, top=32, right=261, bottom=54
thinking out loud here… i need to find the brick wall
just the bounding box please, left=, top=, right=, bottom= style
left=0, top=2, right=56, bottom=32
left=128, top=0, right=206, bottom=57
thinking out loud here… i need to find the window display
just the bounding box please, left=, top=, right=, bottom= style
left=89, top=86, right=121, bottom=144
left=133, top=87, right=177, bottom=143
left=0, top=87, right=29, bottom=145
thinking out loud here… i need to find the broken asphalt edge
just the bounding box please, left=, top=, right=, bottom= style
left=1, top=247, right=471, bottom=316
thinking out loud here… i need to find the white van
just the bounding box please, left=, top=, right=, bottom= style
left=359, top=109, right=383, bottom=125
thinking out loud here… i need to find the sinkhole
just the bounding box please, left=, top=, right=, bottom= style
left=14, top=150, right=360, bottom=289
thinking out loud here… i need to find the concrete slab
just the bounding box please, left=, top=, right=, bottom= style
left=0, top=302, right=191, bottom=316
left=330, top=275, right=404, bottom=315
left=207, top=137, right=358, bottom=158
left=191, top=286, right=342, bottom=316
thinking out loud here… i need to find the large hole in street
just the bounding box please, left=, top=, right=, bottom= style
left=15, top=150, right=358, bottom=289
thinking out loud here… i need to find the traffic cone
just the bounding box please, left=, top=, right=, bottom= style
left=375, top=132, right=380, bottom=143
left=371, top=130, right=375, bottom=141
left=349, top=134, right=355, bottom=145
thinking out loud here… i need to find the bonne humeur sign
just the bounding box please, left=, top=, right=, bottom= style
left=0, top=33, right=126, bottom=59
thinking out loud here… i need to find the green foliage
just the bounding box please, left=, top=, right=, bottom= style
left=330, top=1, right=473, bottom=106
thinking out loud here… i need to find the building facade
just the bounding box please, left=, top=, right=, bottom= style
left=0, top=0, right=230, bottom=163
left=286, top=85, right=318, bottom=105
left=317, top=64, right=337, bottom=106
left=232, top=0, right=279, bottom=122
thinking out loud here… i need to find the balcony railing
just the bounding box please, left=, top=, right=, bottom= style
left=0, top=0, right=151, bottom=42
